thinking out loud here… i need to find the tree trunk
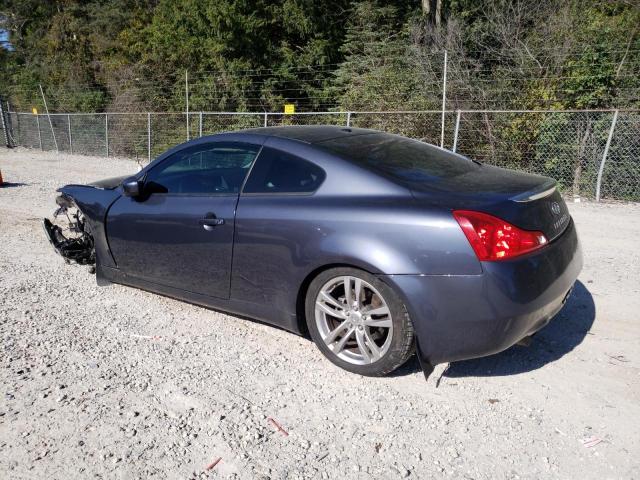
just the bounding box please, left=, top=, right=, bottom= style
left=482, top=112, right=497, bottom=160
left=573, top=119, right=591, bottom=199
left=421, top=0, right=444, bottom=26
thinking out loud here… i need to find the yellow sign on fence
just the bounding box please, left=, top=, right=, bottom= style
left=32, top=107, right=38, bottom=115
left=284, top=104, right=295, bottom=114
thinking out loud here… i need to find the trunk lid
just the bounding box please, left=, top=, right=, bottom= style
left=411, top=164, right=571, bottom=242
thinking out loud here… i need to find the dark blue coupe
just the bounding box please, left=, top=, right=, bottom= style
left=44, top=126, right=582, bottom=378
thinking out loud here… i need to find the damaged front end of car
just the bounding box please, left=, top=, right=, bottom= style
left=43, top=194, right=96, bottom=267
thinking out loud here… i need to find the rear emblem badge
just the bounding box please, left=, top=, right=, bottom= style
left=550, top=202, right=561, bottom=215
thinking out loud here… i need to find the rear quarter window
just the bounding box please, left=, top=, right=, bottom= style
left=243, top=147, right=325, bottom=194
left=317, top=133, right=477, bottom=184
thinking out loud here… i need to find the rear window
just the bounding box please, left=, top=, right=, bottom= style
left=317, top=133, right=477, bottom=183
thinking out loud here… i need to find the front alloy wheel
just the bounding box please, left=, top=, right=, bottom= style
left=306, top=267, right=414, bottom=376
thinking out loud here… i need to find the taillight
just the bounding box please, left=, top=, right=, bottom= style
left=453, top=210, right=547, bottom=261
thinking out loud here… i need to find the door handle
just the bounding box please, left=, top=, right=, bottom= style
left=199, top=213, right=225, bottom=230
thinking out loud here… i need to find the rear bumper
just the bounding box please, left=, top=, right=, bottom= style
left=382, top=219, right=583, bottom=365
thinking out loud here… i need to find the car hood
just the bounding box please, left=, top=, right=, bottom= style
left=88, top=175, right=129, bottom=190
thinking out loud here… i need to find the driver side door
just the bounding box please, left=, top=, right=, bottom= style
left=106, top=141, right=260, bottom=299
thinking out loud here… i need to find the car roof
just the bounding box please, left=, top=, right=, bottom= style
left=240, top=125, right=379, bottom=144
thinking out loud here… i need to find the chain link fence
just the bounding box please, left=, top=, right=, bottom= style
left=451, top=110, right=640, bottom=202
left=3, top=109, right=639, bottom=201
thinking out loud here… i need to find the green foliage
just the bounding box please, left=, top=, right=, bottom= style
left=556, top=3, right=640, bottom=108
left=332, top=2, right=414, bottom=110
left=1, top=0, right=638, bottom=114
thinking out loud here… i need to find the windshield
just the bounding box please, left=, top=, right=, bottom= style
left=316, top=133, right=478, bottom=184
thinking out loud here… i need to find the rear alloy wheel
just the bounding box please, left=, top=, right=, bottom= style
left=305, top=268, right=414, bottom=376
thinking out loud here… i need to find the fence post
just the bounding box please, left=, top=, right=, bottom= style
left=147, top=112, right=151, bottom=162
left=440, top=50, right=448, bottom=148
left=36, top=114, right=43, bottom=150
left=13, top=110, right=21, bottom=146
left=67, top=114, right=72, bottom=154
left=595, top=110, right=619, bottom=202
left=185, top=70, right=190, bottom=141
left=199, top=111, right=203, bottom=137
left=346, top=111, right=351, bottom=127
left=39, top=84, right=58, bottom=154
left=0, top=100, right=12, bottom=148
left=105, top=113, right=109, bottom=157
left=264, top=112, right=268, bottom=127
left=17, top=112, right=21, bottom=146
left=452, top=110, right=461, bottom=152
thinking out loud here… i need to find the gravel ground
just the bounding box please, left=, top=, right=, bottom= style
left=1, top=148, right=639, bottom=479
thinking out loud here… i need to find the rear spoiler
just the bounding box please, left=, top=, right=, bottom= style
left=510, top=181, right=557, bottom=203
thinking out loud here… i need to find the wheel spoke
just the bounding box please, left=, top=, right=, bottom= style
left=333, top=327, right=355, bottom=353
left=323, top=320, right=350, bottom=345
left=343, top=277, right=352, bottom=307
left=316, top=300, right=347, bottom=319
left=363, top=317, right=392, bottom=328
left=319, top=291, right=344, bottom=310
left=364, top=305, right=390, bottom=317
left=355, top=329, right=372, bottom=363
left=353, top=277, right=362, bottom=308
left=364, top=329, right=382, bottom=361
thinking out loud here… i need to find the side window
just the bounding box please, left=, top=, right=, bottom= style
left=243, top=147, right=325, bottom=194
left=144, top=142, right=259, bottom=195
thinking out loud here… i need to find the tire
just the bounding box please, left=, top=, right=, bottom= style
left=305, top=267, right=415, bottom=376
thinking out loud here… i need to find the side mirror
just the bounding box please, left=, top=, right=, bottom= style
left=122, top=177, right=141, bottom=197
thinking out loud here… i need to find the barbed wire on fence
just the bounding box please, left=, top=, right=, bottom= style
left=4, top=45, right=640, bottom=114
left=3, top=108, right=638, bottom=202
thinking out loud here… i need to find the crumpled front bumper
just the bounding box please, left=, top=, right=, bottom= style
left=382, top=219, right=583, bottom=366
left=43, top=217, right=95, bottom=265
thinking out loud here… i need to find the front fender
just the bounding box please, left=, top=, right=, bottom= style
left=57, top=185, right=122, bottom=268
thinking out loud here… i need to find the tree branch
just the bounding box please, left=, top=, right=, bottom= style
left=615, top=27, right=637, bottom=78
